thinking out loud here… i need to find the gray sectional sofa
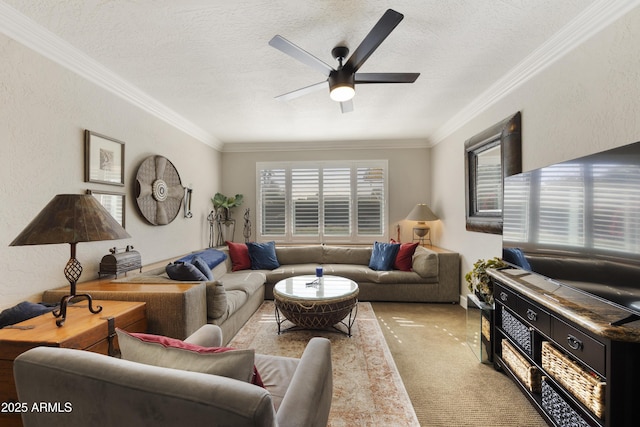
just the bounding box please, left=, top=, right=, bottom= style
left=255, top=245, right=459, bottom=302
left=43, top=244, right=459, bottom=344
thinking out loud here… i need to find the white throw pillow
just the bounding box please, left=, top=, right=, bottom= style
left=116, top=329, right=255, bottom=383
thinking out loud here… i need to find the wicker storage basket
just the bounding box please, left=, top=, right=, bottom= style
left=275, top=293, right=357, bottom=329
left=501, top=309, right=532, bottom=355
left=502, top=339, right=541, bottom=393
left=541, top=378, right=590, bottom=427
left=541, top=341, right=606, bottom=419
left=481, top=315, right=491, bottom=342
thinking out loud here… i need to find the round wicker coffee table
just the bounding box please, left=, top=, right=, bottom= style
left=273, top=275, right=359, bottom=336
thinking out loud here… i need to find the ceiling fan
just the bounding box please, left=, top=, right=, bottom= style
left=269, top=9, right=420, bottom=113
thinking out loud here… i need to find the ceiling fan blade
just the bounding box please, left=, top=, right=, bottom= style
left=340, top=100, right=354, bottom=114
left=355, top=72, right=420, bottom=84
left=275, top=80, right=328, bottom=101
left=343, top=9, right=404, bottom=73
left=269, top=35, right=334, bottom=77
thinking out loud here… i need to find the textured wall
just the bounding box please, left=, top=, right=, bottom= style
left=221, top=147, right=430, bottom=244
left=431, top=7, right=640, bottom=300
left=0, top=35, right=221, bottom=310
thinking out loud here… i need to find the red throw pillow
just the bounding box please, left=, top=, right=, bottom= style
left=226, top=241, right=251, bottom=271
left=393, top=242, right=419, bottom=271
left=129, top=332, right=264, bottom=387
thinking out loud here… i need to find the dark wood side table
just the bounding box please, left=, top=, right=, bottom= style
left=0, top=300, right=147, bottom=427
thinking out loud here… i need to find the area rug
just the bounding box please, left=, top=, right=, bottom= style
left=228, top=301, right=420, bottom=427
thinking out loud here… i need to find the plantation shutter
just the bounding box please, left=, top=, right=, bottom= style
left=323, top=168, right=351, bottom=236
left=259, top=168, right=286, bottom=236
left=292, top=168, right=319, bottom=236
left=357, top=166, right=385, bottom=235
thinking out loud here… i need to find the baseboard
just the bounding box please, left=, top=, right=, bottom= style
left=459, top=294, right=467, bottom=309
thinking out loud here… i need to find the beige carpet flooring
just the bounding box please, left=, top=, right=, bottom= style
left=228, top=301, right=420, bottom=427
left=372, top=302, right=548, bottom=427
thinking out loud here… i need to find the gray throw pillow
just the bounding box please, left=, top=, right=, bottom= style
left=192, top=256, right=214, bottom=281
left=166, top=261, right=208, bottom=281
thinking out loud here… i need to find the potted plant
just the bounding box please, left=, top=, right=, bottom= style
left=211, top=193, right=244, bottom=245
left=465, top=257, right=507, bottom=304
left=212, top=193, right=244, bottom=220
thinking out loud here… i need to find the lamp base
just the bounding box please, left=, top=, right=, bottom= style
left=412, top=226, right=433, bottom=246
left=52, top=293, right=102, bottom=327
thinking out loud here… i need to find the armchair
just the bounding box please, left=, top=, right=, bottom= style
left=13, top=325, right=332, bottom=427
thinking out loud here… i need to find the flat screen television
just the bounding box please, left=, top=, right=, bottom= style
left=502, top=141, right=640, bottom=325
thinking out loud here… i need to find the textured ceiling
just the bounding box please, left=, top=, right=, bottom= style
left=3, top=0, right=601, bottom=148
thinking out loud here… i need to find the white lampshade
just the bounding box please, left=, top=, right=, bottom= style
left=406, top=204, right=438, bottom=245
left=406, top=204, right=439, bottom=222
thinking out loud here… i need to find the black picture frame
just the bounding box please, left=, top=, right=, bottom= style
left=464, top=112, right=521, bottom=234
left=85, top=130, right=125, bottom=186
left=87, top=189, right=126, bottom=228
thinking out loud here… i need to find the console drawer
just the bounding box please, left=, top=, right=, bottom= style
left=515, top=298, right=551, bottom=337
left=551, top=318, right=606, bottom=377
left=495, top=283, right=518, bottom=310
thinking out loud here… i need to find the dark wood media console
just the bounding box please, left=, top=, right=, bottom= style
left=488, top=268, right=640, bottom=427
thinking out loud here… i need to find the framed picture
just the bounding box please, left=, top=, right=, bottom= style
left=87, top=190, right=126, bottom=227
left=85, top=130, right=125, bottom=186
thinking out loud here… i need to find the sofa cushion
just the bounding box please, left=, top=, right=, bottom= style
left=369, top=242, right=401, bottom=271
left=226, top=241, right=252, bottom=271
left=224, top=290, right=250, bottom=319
left=323, top=264, right=377, bottom=283
left=176, top=248, right=227, bottom=269
left=265, top=264, right=319, bottom=285
left=166, top=261, right=208, bottom=281
left=220, top=271, right=266, bottom=294
left=322, top=246, right=372, bottom=265
left=117, top=329, right=259, bottom=385
left=275, top=246, right=324, bottom=265
left=255, top=353, right=300, bottom=411
left=394, top=242, right=419, bottom=271
left=411, top=246, right=439, bottom=279
left=375, top=270, right=437, bottom=284
left=247, top=241, right=280, bottom=270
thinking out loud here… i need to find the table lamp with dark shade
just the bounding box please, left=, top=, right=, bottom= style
left=10, top=194, right=130, bottom=326
left=406, top=203, right=439, bottom=246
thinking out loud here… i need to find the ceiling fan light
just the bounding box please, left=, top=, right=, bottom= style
left=330, top=85, right=355, bottom=102
left=329, top=71, right=355, bottom=102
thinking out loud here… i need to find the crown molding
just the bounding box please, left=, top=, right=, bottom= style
left=428, top=0, right=640, bottom=147
left=0, top=2, right=223, bottom=151
left=222, top=138, right=429, bottom=153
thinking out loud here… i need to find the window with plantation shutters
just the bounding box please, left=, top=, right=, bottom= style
left=257, top=161, right=388, bottom=243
